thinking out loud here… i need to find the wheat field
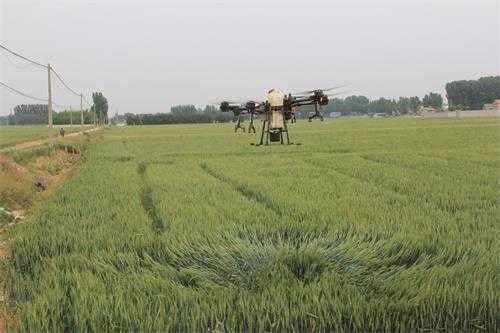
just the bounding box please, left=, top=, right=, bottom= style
left=4, top=117, right=499, bottom=331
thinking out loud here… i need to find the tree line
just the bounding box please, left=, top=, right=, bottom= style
left=122, top=76, right=498, bottom=125
left=445, top=76, right=499, bottom=110
left=120, top=75, right=498, bottom=125
left=0, top=91, right=110, bottom=126
left=297, top=93, right=443, bottom=117
left=0, top=104, right=95, bottom=125
left=122, top=95, right=440, bottom=125
left=122, top=105, right=233, bottom=125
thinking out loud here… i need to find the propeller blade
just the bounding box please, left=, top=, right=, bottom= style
left=291, top=84, right=348, bottom=95
left=290, top=88, right=318, bottom=95
left=323, top=85, right=348, bottom=92
left=326, top=90, right=349, bottom=97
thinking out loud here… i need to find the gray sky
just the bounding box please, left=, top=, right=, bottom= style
left=1, top=0, right=499, bottom=116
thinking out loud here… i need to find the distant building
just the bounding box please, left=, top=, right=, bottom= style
left=417, top=106, right=439, bottom=114
left=329, top=112, right=342, bottom=118
left=483, top=99, right=500, bottom=111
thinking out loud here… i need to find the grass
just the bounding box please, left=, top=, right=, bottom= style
left=3, top=117, right=500, bottom=331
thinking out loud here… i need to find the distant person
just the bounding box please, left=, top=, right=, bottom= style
left=60, top=127, right=65, bottom=137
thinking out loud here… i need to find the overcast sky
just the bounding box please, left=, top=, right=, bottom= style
left=1, top=0, right=498, bottom=115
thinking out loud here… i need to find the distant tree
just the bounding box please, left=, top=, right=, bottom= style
left=92, top=92, right=109, bottom=125
left=3, top=104, right=95, bottom=125
left=344, top=95, right=370, bottom=114
left=369, top=98, right=397, bottom=115
left=397, top=97, right=411, bottom=114
left=408, top=96, right=422, bottom=113
left=8, top=104, right=48, bottom=124
left=446, top=76, right=500, bottom=110
left=422, top=92, right=443, bottom=109
left=53, top=110, right=93, bottom=125
left=124, top=105, right=232, bottom=125
left=111, top=113, right=126, bottom=125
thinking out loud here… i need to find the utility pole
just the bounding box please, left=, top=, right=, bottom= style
left=47, top=63, right=53, bottom=142
left=80, top=93, right=84, bottom=133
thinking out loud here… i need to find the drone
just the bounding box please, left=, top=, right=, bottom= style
left=218, top=86, right=343, bottom=145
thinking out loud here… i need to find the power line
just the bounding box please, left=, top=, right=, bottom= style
left=1, top=80, right=76, bottom=111
left=77, top=94, right=92, bottom=108
left=50, top=66, right=81, bottom=97
left=0, top=43, right=47, bottom=68
left=1, top=49, right=34, bottom=70
left=0, top=80, right=47, bottom=102
left=52, top=101, right=72, bottom=109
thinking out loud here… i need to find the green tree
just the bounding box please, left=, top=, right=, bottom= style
left=92, top=92, right=109, bottom=125
left=445, top=76, right=500, bottom=110
left=369, top=98, right=397, bottom=115
left=408, top=97, right=422, bottom=113
left=397, top=97, right=411, bottom=114
left=422, top=92, right=443, bottom=109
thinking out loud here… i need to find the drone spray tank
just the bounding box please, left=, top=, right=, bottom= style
left=267, top=89, right=285, bottom=130
left=256, top=89, right=291, bottom=145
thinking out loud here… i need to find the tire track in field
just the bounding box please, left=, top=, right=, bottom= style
left=137, top=161, right=168, bottom=232
left=199, top=162, right=284, bottom=218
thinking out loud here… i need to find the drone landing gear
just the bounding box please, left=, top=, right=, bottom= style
left=248, top=114, right=256, bottom=133
left=308, top=102, right=324, bottom=122
left=234, top=116, right=246, bottom=133
left=255, top=114, right=292, bottom=146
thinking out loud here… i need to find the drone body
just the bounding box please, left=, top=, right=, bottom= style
left=218, top=86, right=344, bottom=145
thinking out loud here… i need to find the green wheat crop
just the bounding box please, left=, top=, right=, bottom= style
left=5, top=117, right=499, bottom=331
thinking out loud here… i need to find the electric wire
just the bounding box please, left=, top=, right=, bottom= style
left=52, top=101, right=72, bottom=109
left=1, top=44, right=90, bottom=104
left=1, top=80, right=72, bottom=110
left=0, top=43, right=47, bottom=68
left=1, top=49, right=35, bottom=70
left=50, top=66, right=81, bottom=97
left=82, top=95, right=92, bottom=107
left=0, top=80, right=47, bottom=102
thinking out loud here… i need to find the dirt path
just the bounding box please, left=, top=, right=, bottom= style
left=0, top=127, right=101, bottom=153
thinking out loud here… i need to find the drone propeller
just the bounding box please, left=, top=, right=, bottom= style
left=325, top=91, right=347, bottom=97
left=291, top=84, right=348, bottom=96
left=323, top=85, right=348, bottom=92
